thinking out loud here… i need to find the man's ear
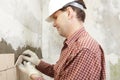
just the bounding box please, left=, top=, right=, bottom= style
left=66, top=7, right=75, bottom=20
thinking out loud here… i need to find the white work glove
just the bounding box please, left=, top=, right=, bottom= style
left=22, top=49, right=40, bottom=65
left=18, top=61, right=41, bottom=77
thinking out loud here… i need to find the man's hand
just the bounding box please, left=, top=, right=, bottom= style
left=22, top=49, right=40, bottom=65
left=30, top=74, right=44, bottom=80
left=18, top=61, right=42, bottom=77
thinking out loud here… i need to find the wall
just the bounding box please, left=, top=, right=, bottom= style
left=0, top=0, right=42, bottom=80
left=0, top=0, right=120, bottom=80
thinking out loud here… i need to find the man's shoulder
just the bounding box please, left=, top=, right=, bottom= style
left=76, top=34, right=100, bottom=51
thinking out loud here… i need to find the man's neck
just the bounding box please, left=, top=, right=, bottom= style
left=66, top=21, right=84, bottom=38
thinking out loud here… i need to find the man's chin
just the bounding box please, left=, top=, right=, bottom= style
left=59, top=33, right=65, bottom=37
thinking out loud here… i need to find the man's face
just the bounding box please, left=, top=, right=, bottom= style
left=52, top=10, right=69, bottom=37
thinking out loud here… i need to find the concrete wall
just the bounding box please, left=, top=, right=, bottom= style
left=0, top=0, right=120, bottom=80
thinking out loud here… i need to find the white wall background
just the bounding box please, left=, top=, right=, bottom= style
left=0, top=0, right=120, bottom=80
left=0, top=0, right=42, bottom=50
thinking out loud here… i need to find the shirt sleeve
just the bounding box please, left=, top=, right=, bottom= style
left=35, top=61, right=54, bottom=77
left=60, top=48, right=102, bottom=80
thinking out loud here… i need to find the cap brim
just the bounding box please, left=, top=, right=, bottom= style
left=45, top=16, right=54, bottom=22
left=46, top=11, right=57, bottom=22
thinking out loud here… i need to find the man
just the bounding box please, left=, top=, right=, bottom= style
left=18, top=0, right=106, bottom=80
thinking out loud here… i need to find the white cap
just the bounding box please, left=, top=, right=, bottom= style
left=46, top=0, right=84, bottom=22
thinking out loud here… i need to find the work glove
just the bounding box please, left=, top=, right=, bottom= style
left=22, top=49, right=40, bottom=66
left=18, top=61, right=42, bottom=77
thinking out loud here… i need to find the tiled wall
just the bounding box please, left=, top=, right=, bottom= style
left=0, top=54, right=17, bottom=80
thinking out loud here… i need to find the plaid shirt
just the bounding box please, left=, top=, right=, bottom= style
left=36, top=27, right=106, bottom=80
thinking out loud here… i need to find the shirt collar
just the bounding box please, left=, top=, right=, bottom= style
left=64, top=27, right=85, bottom=48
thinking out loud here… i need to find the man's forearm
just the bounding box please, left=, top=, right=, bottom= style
left=36, top=60, right=54, bottom=77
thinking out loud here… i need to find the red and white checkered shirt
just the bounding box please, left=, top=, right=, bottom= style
left=36, top=27, right=106, bottom=80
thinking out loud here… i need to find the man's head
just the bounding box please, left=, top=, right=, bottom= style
left=47, top=0, right=86, bottom=22
left=47, top=0, right=87, bottom=38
